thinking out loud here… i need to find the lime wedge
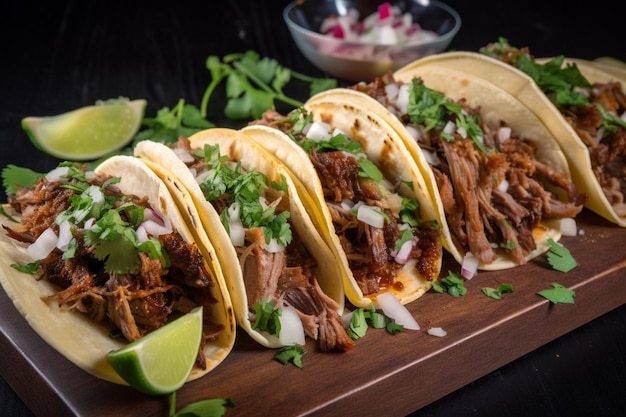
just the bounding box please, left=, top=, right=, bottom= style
left=106, top=306, right=203, bottom=396
left=22, top=98, right=147, bottom=161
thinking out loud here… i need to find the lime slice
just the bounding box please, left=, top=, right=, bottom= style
left=106, top=306, right=203, bottom=396
left=22, top=98, right=147, bottom=161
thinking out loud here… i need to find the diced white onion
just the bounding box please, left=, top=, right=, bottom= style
left=560, top=218, right=577, bottom=237
left=394, top=238, right=415, bottom=264
left=45, top=166, right=70, bottom=183
left=28, top=228, right=58, bottom=260
left=396, top=84, right=410, bottom=115
left=376, top=292, right=420, bottom=330
left=304, top=121, right=332, bottom=142
left=443, top=121, right=456, bottom=135
left=461, top=251, right=479, bottom=279
left=421, top=149, right=440, bottom=166
left=265, top=238, right=285, bottom=253
left=195, top=169, right=213, bottom=184
left=456, top=126, right=467, bottom=138
left=405, top=124, right=420, bottom=142
left=135, top=224, right=149, bottom=244
left=384, top=82, right=399, bottom=101
left=340, top=199, right=355, bottom=210
left=56, top=220, right=73, bottom=251
left=427, top=327, right=447, bottom=337
left=498, top=127, right=512, bottom=143
left=85, top=185, right=104, bottom=204
left=497, top=179, right=509, bottom=193
left=173, top=147, right=195, bottom=163
left=278, top=306, right=305, bottom=346
left=332, top=127, right=347, bottom=137
left=357, top=204, right=385, bottom=228
left=341, top=310, right=354, bottom=329
left=84, top=217, right=96, bottom=230
left=85, top=171, right=97, bottom=181
left=140, top=209, right=173, bottom=237
left=227, top=203, right=245, bottom=247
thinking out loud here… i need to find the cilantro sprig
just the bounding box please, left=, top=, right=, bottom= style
left=407, top=78, right=487, bottom=154
left=347, top=304, right=404, bottom=340
left=251, top=298, right=282, bottom=336
left=198, top=144, right=292, bottom=247
left=482, top=283, right=514, bottom=300
left=202, top=51, right=336, bottom=121
left=168, top=392, right=235, bottom=417
left=431, top=271, right=468, bottom=297
left=274, top=346, right=306, bottom=368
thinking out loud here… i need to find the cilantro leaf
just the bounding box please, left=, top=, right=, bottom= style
left=2, top=164, right=44, bottom=195
left=537, top=282, right=575, bottom=304
left=173, top=397, right=235, bottom=417
left=11, top=261, right=40, bottom=274
left=252, top=298, right=282, bottom=336
left=482, top=283, right=513, bottom=300
left=431, top=271, right=468, bottom=297
left=358, top=158, right=383, bottom=182
left=274, top=346, right=306, bottom=368
left=546, top=238, right=577, bottom=272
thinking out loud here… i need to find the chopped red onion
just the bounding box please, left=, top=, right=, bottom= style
left=394, top=238, right=415, bottom=264
left=461, top=251, right=479, bottom=279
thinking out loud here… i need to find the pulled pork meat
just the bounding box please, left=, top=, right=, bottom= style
left=5, top=173, right=222, bottom=370
left=350, top=73, right=585, bottom=265
left=481, top=42, right=626, bottom=217
left=250, top=113, right=442, bottom=295
left=174, top=138, right=354, bottom=351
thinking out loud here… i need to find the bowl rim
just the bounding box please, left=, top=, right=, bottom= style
left=283, top=0, right=462, bottom=48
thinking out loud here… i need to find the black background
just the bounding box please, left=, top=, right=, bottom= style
left=1, top=1, right=625, bottom=416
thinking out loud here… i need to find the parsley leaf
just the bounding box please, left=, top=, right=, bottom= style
left=274, top=346, right=306, bottom=368
left=537, top=282, right=576, bottom=304
left=482, top=283, right=513, bottom=300
left=431, top=271, right=468, bottom=297
left=546, top=238, right=577, bottom=273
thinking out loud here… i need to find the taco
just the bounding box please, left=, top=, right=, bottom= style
left=344, top=64, right=585, bottom=270
left=405, top=42, right=626, bottom=227
left=134, top=132, right=354, bottom=351
left=0, top=156, right=235, bottom=384
left=244, top=104, right=443, bottom=308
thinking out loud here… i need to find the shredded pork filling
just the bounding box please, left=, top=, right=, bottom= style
left=250, top=113, right=442, bottom=294
left=5, top=175, right=223, bottom=370
left=177, top=138, right=354, bottom=351
left=350, top=73, right=585, bottom=265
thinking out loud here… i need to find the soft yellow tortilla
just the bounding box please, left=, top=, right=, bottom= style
left=399, top=51, right=626, bottom=227
left=135, top=132, right=346, bottom=347
left=242, top=102, right=443, bottom=307
left=0, top=155, right=236, bottom=384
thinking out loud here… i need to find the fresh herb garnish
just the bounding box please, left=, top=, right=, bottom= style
left=2, top=164, right=44, bottom=195
left=199, top=144, right=292, bottom=247
left=10, top=261, right=40, bottom=274
left=274, top=345, right=306, bottom=368
left=431, top=271, right=468, bottom=297
left=482, top=283, right=514, bottom=300
left=537, top=282, right=576, bottom=304
left=347, top=304, right=403, bottom=340
left=169, top=392, right=235, bottom=417
left=546, top=238, right=577, bottom=273
left=251, top=298, right=282, bottom=336
left=202, top=51, right=336, bottom=121
left=407, top=78, right=487, bottom=153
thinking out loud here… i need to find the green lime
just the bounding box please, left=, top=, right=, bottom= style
left=106, top=306, right=203, bottom=396
left=22, top=98, right=146, bottom=161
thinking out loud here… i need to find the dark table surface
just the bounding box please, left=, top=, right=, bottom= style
left=1, top=1, right=625, bottom=416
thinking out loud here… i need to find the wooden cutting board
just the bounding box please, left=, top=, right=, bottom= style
left=1, top=209, right=625, bottom=417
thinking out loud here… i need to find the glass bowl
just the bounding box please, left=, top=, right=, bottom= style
left=283, top=0, right=461, bottom=82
